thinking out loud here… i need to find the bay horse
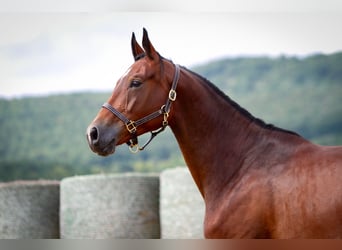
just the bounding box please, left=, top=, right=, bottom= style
left=86, top=29, right=342, bottom=238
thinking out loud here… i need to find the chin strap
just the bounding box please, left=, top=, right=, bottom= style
left=102, top=64, right=180, bottom=153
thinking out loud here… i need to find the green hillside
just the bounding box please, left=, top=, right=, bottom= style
left=0, top=53, right=341, bottom=181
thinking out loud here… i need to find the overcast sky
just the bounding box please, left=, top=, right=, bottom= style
left=0, top=2, right=342, bottom=98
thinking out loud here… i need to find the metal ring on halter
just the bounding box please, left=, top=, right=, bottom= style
left=129, top=143, right=140, bottom=153
left=163, top=112, right=169, bottom=126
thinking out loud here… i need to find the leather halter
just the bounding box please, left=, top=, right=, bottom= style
left=102, top=64, right=180, bottom=153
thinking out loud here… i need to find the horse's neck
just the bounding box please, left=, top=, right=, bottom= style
left=168, top=69, right=301, bottom=200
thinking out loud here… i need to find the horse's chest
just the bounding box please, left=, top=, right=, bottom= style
left=203, top=190, right=271, bottom=238
left=204, top=207, right=271, bottom=238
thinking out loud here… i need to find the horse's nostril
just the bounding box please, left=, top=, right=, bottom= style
left=89, top=127, right=99, bottom=143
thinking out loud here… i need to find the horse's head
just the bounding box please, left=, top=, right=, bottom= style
left=86, top=29, right=179, bottom=156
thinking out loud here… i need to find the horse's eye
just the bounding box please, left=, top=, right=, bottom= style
left=130, top=80, right=142, bottom=88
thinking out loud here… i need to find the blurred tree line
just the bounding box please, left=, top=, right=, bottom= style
left=0, top=53, right=341, bottom=181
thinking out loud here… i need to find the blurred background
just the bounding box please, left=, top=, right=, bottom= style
left=0, top=11, right=341, bottom=181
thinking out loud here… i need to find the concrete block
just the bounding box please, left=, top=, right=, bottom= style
left=0, top=180, right=60, bottom=239
left=160, top=167, right=205, bottom=238
left=60, top=173, right=160, bottom=239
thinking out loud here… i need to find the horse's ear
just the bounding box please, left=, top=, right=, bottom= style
left=142, top=28, right=158, bottom=60
left=131, top=32, right=144, bottom=61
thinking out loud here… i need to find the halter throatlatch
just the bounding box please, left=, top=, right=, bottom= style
left=102, top=64, right=180, bottom=153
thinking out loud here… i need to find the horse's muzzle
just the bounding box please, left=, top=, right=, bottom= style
left=86, top=124, right=118, bottom=156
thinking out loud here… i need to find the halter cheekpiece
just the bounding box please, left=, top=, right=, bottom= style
left=102, top=64, right=180, bottom=153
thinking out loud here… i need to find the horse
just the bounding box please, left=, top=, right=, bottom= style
left=86, top=29, right=342, bottom=238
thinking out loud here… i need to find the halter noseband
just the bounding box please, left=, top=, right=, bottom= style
left=102, top=64, right=180, bottom=153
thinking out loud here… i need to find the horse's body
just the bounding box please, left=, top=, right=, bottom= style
left=87, top=29, right=342, bottom=238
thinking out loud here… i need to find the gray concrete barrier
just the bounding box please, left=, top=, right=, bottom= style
left=0, top=180, right=60, bottom=239
left=60, top=173, right=160, bottom=239
left=160, top=167, right=205, bottom=238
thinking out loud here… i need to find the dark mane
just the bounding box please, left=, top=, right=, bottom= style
left=182, top=66, right=300, bottom=137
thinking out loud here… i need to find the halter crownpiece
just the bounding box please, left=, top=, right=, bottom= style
left=102, top=64, right=181, bottom=153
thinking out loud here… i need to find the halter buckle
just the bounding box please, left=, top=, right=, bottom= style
left=126, top=120, right=137, bottom=134
left=169, top=89, right=177, bottom=101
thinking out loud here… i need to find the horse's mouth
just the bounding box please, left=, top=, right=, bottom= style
left=88, top=137, right=117, bottom=157
left=97, top=144, right=116, bottom=156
